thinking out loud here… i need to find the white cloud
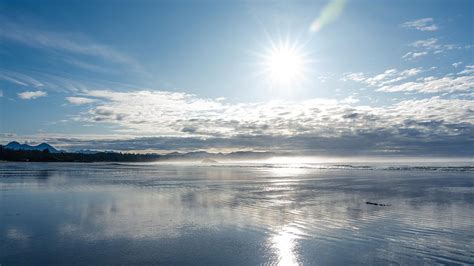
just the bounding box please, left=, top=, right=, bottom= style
left=411, top=38, right=439, bottom=49
left=345, top=66, right=474, bottom=94
left=452, top=62, right=463, bottom=68
left=66, top=96, right=97, bottom=105
left=458, top=65, right=474, bottom=75
left=344, top=67, right=424, bottom=87
left=341, top=95, right=359, bottom=104
left=5, top=90, right=473, bottom=155
left=401, top=18, right=438, bottom=31
left=18, top=90, right=47, bottom=100
left=342, top=72, right=365, bottom=82
left=402, top=38, right=467, bottom=61
left=377, top=75, right=474, bottom=93
left=402, top=51, right=428, bottom=60
left=68, top=90, right=474, bottom=146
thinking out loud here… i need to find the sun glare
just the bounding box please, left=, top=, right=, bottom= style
left=261, top=39, right=309, bottom=86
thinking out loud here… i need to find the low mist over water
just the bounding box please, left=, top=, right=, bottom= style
left=1, top=161, right=473, bottom=264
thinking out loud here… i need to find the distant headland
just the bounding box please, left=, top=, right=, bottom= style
left=0, top=141, right=276, bottom=162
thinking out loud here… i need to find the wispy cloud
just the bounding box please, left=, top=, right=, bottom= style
left=18, top=90, right=47, bottom=100
left=458, top=65, right=474, bottom=75
left=402, top=38, right=468, bottom=61
left=377, top=75, right=474, bottom=93
left=62, top=58, right=118, bottom=74
left=452, top=62, right=463, bottom=68
left=0, top=20, right=142, bottom=72
left=402, top=51, right=428, bottom=60
left=0, top=69, right=137, bottom=93
left=343, top=67, right=424, bottom=87
left=345, top=66, right=474, bottom=94
left=0, top=70, right=44, bottom=87
left=0, top=70, right=79, bottom=93
left=401, top=18, right=438, bottom=31
left=411, top=38, right=439, bottom=49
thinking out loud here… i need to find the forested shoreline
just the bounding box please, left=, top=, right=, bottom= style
left=0, top=145, right=275, bottom=162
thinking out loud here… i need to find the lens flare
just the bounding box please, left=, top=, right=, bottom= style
left=309, top=0, right=346, bottom=32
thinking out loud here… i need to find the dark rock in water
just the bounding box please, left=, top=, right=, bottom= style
left=366, top=201, right=390, bottom=206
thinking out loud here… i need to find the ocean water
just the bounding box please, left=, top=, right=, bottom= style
left=1, top=161, right=473, bottom=265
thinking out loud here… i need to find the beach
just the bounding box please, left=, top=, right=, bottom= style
left=1, top=161, right=473, bottom=264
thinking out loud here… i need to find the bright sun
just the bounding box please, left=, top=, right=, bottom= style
left=261, top=40, right=308, bottom=86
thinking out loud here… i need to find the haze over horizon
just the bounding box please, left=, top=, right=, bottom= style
left=1, top=0, right=473, bottom=157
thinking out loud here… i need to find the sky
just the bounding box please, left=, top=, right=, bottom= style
left=0, top=0, right=473, bottom=156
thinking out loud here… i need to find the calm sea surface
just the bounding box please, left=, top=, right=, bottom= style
left=1, top=161, right=473, bottom=265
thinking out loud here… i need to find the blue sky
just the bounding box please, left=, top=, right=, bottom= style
left=0, top=0, right=473, bottom=155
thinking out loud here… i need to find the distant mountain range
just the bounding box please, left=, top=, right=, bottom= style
left=5, top=141, right=59, bottom=153
left=1, top=141, right=278, bottom=162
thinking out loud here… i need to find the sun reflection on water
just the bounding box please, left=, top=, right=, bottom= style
left=270, top=225, right=302, bottom=266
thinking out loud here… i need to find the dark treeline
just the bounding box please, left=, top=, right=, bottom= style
left=0, top=145, right=276, bottom=162
left=0, top=145, right=161, bottom=162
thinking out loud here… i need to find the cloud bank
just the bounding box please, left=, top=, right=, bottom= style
left=42, top=89, right=474, bottom=156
